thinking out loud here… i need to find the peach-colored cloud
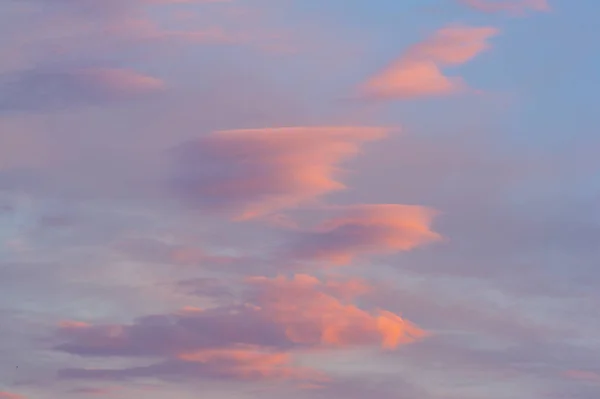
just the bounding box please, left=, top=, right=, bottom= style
left=248, top=274, right=427, bottom=349
left=459, top=0, right=550, bottom=15
left=358, top=26, right=498, bottom=100
left=171, top=126, right=391, bottom=220
left=56, top=275, right=424, bottom=364
left=54, top=275, right=425, bottom=383
left=178, top=345, right=327, bottom=381
left=289, top=204, right=441, bottom=265
left=59, top=320, right=92, bottom=330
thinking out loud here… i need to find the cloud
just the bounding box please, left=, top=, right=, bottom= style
left=28, top=0, right=231, bottom=17
left=68, top=387, right=116, bottom=396
left=176, top=278, right=234, bottom=299
left=115, top=237, right=235, bottom=267
left=246, top=275, right=427, bottom=349
left=0, top=393, right=26, bottom=399
left=56, top=274, right=424, bottom=356
left=288, top=205, right=440, bottom=265
left=176, top=346, right=326, bottom=381
left=357, top=25, right=498, bottom=100
left=54, top=275, right=424, bottom=382
left=61, top=345, right=326, bottom=383
left=563, top=370, right=600, bottom=383
left=170, top=126, right=391, bottom=220
left=458, top=0, right=550, bottom=15
left=0, top=67, right=164, bottom=113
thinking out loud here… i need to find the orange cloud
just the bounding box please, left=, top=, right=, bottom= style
left=358, top=26, right=498, bottom=100
left=248, top=274, right=427, bottom=349
left=178, top=345, right=327, bottom=381
left=171, top=126, right=391, bottom=220
left=459, top=0, right=550, bottom=15
left=289, top=204, right=440, bottom=265
left=54, top=274, right=425, bottom=383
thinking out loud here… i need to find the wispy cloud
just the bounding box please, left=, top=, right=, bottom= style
left=288, top=204, right=440, bottom=265
left=357, top=25, right=498, bottom=100
left=458, top=0, right=550, bottom=15
left=170, top=126, right=391, bottom=219
left=0, top=393, right=26, bottom=399
left=0, top=67, right=164, bottom=113
left=1, top=1, right=597, bottom=398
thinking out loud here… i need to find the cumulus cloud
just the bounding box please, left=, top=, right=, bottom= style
left=458, top=0, right=550, bottom=15
left=288, top=205, right=440, bottom=265
left=170, top=126, right=391, bottom=220
left=54, top=275, right=424, bottom=381
left=0, top=67, right=164, bottom=113
left=357, top=25, right=498, bottom=100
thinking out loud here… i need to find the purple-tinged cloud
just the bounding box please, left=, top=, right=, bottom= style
left=0, top=67, right=164, bottom=113
left=170, top=126, right=391, bottom=220
left=288, top=204, right=440, bottom=265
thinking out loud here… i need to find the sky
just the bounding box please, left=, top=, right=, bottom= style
left=1, top=0, right=600, bottom=398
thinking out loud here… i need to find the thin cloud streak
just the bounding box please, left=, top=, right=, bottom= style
left=459, top=0, right=550, bottom=15
left=357, top=25, right=498, bottom=100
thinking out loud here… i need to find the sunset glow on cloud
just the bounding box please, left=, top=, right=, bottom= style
left=2, top=1, right=599, bottom=399
left=171, top=126, right=390, bottom=219
left=358, top=26, right=498, bottom=100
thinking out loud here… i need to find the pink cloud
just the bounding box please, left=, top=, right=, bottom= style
left=54, top=274, right=424, bottom=382
left=177, top=345, right=328, bottom=382
left=171, top=126, right=391, bottom=220
left=0, top=393, right=26, bottom=399
left=247, top=274, right=427, bottom=349
left=459, top=0, right=550, bottom=15
left=563, top=369, right=600, bottom=383
left=289, top=204, right=441, bottom=265
left=56, top=274, right=423, bottom=357
left=358, top=26, right=498, bottom=100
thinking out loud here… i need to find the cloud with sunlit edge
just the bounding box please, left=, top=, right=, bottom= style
left=54, top=275, right=426, bottom=382
left=170, top=126, right=392, bottom=220
left=358, top=25, right=498, bottom=100
left=288, top=204, right=441, bottom=265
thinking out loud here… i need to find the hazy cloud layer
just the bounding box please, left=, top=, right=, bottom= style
left=0, top=67, right=164, bottom=113
left=3, top=1, right=599, bottom=399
